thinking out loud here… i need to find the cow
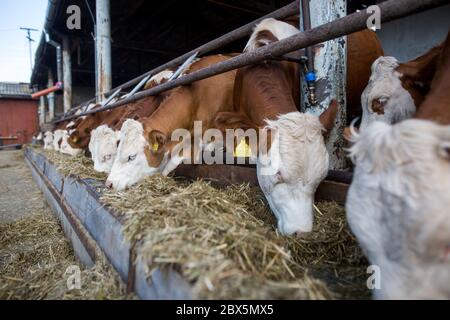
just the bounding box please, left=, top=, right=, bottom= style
left=88, top=125, right=120, bottom=172
left=346, top=31, right=450, bottom=299
left=105, top=54, right=237, bottom=190
left=359, top=41, right=443, bottom=131
left=43, top=131, right=54, bottom=150
left=213, top=18, right=338, bottom=236
left=52, top=129, right=66, bottom=152
left=86, top=70, right=174, bottom=172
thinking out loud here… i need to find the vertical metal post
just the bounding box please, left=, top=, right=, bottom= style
left=39, top=96, right=46, bottom=125
left=306, top=0, right=347, bottom=169
left=95, top=0, right=112, bottom=102
left=47, top=69, right=55, bottom=121
left=63, top=36, right=72, bottom=112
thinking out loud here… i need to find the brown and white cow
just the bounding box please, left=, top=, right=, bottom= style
left=346, top=30, right=450, bottom=299
left=359, top=41, right=443, bottom=131
left=105, top=54, right=237, bottom=190
left=214, top=18, right=338, bottom=235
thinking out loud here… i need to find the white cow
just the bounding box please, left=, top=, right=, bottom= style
left=89, top=125, right=120, bottom=173
left=43, top=131, right=54, bottom=150
left=60, top=130, right=83, bottom=156
left=346, top=119, right=450, bottom=299
left=106, top=119, right=165, bottom=190
left=359, top=57, right=417, bottom=131
left=52, top=129, right=66, bottom=151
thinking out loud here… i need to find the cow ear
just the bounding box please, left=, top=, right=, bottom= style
left=214, top=112, right=257, bottom=132
left=319, top=99, right=339, bottom=132
left=148, top=130, right=167, bottom=153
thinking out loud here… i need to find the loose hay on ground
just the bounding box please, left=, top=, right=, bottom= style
left=0, top=160, right=131, bottom=299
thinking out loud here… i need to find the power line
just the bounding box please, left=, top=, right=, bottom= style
left=20, top=27, right=39, bottom=74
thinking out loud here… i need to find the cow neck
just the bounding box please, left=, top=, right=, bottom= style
left=143, top=94, right=193, bottom=139
left=241, top=63, right=298, bottom=127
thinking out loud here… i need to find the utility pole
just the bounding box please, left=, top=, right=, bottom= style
left=20, top=27, right=38, bottom=73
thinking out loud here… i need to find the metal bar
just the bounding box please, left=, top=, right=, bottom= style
left=169, top=52, right=199, bottom=81
left=125, top=75, right=150, bottom=99
left=55, top=0, right=448, bottom=123
left=103, top=88, right=122, bottom=106
left=56, top=1, right=300, bottom=119
left=100, top=1, right=301, bottom=96
left=47, top=69, right=55, bottom=121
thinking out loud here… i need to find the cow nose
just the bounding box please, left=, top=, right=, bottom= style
left=105, top=180, right=113, bottom=189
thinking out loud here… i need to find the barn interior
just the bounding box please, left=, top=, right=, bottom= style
left=30, top=0, right=377, bottom=118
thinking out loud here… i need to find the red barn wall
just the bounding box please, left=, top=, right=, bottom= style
left=0, top=99, right=39, bottom=145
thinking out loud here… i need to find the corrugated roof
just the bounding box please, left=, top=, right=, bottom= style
left=0, top=82, right=34, bottom=99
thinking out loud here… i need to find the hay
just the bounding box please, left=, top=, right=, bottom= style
left=35, top=149, right=107, bottom=181
left=29, top=147, right=369, bottom=299
left=102, top=177, right=369, bottom=299
left=0, top=203, right=131, bottom=300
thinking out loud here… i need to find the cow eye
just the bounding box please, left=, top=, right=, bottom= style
left=104, top=154, right=112, bottom=161
left=128, top=154, right=137, bottom=162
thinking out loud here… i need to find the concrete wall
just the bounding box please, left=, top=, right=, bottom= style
left=376, top=4, right=450, bottom=62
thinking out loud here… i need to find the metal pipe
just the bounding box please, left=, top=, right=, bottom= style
left=63, top=0, right=301, bottom=114
left=31, top=83, right=62, bottom=99
left=47, top=69, right=55, bottom=121
left=95, top=0, right=112, bottom=102
left=301, top=0, right=313, bottom=71
left=100, top=1, right=301, bottom=97
left=55, top=0, right=448, bottom=123
left=46, top=34, right=63, bottom=84
left=62, top=36, right=72, bottom=112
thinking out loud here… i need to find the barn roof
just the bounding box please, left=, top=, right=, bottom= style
left=0, top=82, right=34, bottom=99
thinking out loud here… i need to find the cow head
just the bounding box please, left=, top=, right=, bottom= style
left=89, top=125, right=120, bottom=173
left=214, top=101, right=338, bottom=236
left=347, top=119, right=450, bottom=299
left=44, top=131, right=54, bottom=150
left=106, top=119, right=164, bottom=190
left=60, top=130, right=83, bottom=156
left=52, top=129, right=66, bottom=151
left=68, top=115, right=99, bottom=149
left=360, top=57, right=417, bottom=131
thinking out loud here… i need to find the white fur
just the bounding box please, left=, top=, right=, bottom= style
left=244, top=18, right=299, bottom=52
left=66, top=121, right=76, bottom=129
left=89, top=125, right=120, bottom=173
left=59, top=131, right=82, bottom=156
left=257, top=112, right=329, bottom=235
left=150, top=70, right=174, bottom=84
left=44, top=131, right=54, bottom=149
left=52, top=129, right=66, bottom=151
left=347, top=119, right=450, bottom=299
left=360, top=57, right=416, bottom=131
left=106, top=119, right=164, bottom=190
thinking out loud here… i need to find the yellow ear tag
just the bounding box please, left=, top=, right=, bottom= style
left=234, top=139, right=251, bottom=157
left=152, top=142, right=159, bottom=152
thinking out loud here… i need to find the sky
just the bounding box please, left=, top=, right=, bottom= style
left=0, top=0, right=47, bottom=83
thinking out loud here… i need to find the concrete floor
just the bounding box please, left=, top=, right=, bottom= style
left=0, top=149, right=50, bottom=223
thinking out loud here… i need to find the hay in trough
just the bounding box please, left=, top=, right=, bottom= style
left=35, top=148, right=107, bottom=181
left=0, top=202, right=131, bottom=300
left=29, top=147, right=369, bottom=299
left=102, top=176, right=369, bottom=299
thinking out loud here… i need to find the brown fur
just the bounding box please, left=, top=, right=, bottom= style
left=415, top=31, right=450, bottom=125
left=142, top=55, right=237, bottom=166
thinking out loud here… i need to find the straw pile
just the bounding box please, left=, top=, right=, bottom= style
left=0, top=204, right=132, bottom=300
left=35, top=149, right=107, bottom=181
left=102, top=177, right=368, bottom=299
left=29, top=147, right=369, bottom=299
